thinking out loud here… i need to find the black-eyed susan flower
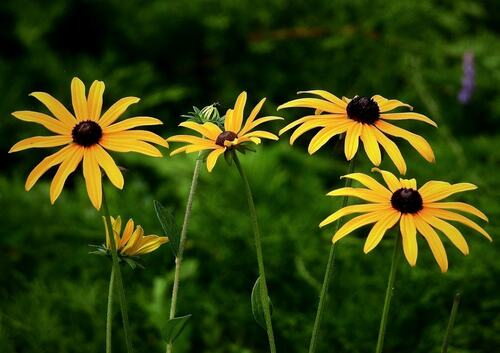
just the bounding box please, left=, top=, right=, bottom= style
left=168, top=91, right=282, bottom=171
left=9, top=77, right=168, bottom=209
left=279, top=91, right=437, bottom=174
left=104, top=216, right=169, bottom=257
left=320, top=168, right=490, bottom=272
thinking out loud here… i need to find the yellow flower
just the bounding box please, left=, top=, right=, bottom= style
left=104, top=216, right=169, bottom=257
left=168, top=91, right=282, bottom=171
left=278, top=91, right=437, bottom=174
left=9, top=77, right=168, bottom=209
left=320, top=168, right=491, bottom=272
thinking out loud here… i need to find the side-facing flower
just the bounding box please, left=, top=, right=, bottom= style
left=320, top=168, right=491, bottom=272
left=167, top=91, right=283, bottom=171
left=9, top=77, right=168, bottom=209
left=278, top=91, right=437, bottom=174
left=104, top=216, right=169, bottom=257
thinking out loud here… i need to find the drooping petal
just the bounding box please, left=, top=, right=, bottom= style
left=100, top=137, right=163, bottom=157
left=364, top=210, right=400, bottom=253
left=372, top=128, right=407, bottom=175
left=9, top=135, right=72, bottom=153
left=279, top=115, right=346, bottom=135
left=340, top=173, right=392, bottom=196
left=206, top=148, right=225, bottom=172
left=49, top=145, right=84, bottom=204
left=400, top=214, right=418, bottom=266
left=419, top=210, right=469, bottom=255
left=87, top=80, right=105, bottom=121
left=98, top=97, right=140, bottom=128
left=30, top=92, right=76, bottom=126
left=93, top=144, right=124, bottom=189
left=380, top=112, right=437, bottom=127
left=376, top=120, right=435, bottom=163
left=419, top=181, right=477, bottom=203
left=360, top=125, right=381, bottom=165
left=71, top=77, right=89, bottom=122
left=104, top=130, right=168, bottom=147
left=344, top=122, right=362, bottom=160
left=83, top=146, right=102, bottom=209
left=424, top=202, right=488, bottom=221
left=327, top=187, right=390, bottom=203
left=12, top=111, right=71, bottom=135
left=290, top=118, right=344, bottom=144
left=427, top=209, right=491, bottom=241
left=332, top=211, right=385, bottom=243
left=278, top=98, right=346, bottom=114
left=371, top=168, right=402, bottom=192
left=25, top=144, right=75, bottom=190
left=307, top=121, right=352, bottom=154
left=414, top=214, right=448, bottom=272
left=320, top=203, right=392, bottom=227
left=105, top=117, right=163, bottom=133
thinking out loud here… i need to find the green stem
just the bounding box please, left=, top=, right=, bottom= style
left=441, top=292, right=461, bottom=353
left=233, top=154, right=276, bottom=353
left=166, top=157, right=202, bottom=353
left=102, top=190, right=134, bottom=353
left=375, top=232, right=401, bottom=353
left=106, top=265, right=115, bottom=353
left=308, top=158, right=356, bottom=353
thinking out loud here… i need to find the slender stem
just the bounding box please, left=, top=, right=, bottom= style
left=166, top=157, right=202, bottom=353
left=308, top=158, right=356, bottom=353
left=102, top=190, right=134, bottom=353
left=106, top=265, right=116, bottom=353
left=233, top=154, right=276, bottom=353
left=375, top=232, right=401, bottom=353
left=441, top=292, right=461, bottom=353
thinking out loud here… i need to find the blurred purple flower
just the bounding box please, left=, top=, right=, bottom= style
left=458, top=52, right=475, bottom=104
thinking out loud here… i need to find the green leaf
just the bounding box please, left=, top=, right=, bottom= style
left=251, top=276, right=273, bottom=329
left=153, top=200, right=181, bottom=257
left=162, top=314, right=192, bottom=343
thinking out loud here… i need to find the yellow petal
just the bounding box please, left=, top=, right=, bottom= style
left=371, top=128, right=407, bottom=174
left=105, top=117, right=163, bottom=133
left=25, top=144, right=74, bottom=191
left=290, top=118, right=340, bottom=145
left=307, top=121, right=352, bottom=154
left=71, top=77, right=89, bottom=122
left=178, top=121, right=221, bottom=140
left=100, top=137, right=163, bottom=157
left=376, top=120, right=435, bottom=163
left=30, top=91, right=76, bottom=126
left=134, top=235, right=169, bottom=255
left=400, top=178, right=417, bottom=189
left=371, top=168, right=402, bottom=192
left=87, top=80, right=105, bottom=121
left=232, top=91, right=247, bottom=133
left=206, top=148, right=225, bottom=172
left=104, top=130, right=168, bottom=147
left=372, top=95, right=413, bottom=112
left=9, top=135, right=72, bottom=153
left=419, top=210, right=469, bottom=255
left=400, top=214, right=418, bottom=266
left=278, top=98, right=346, bottom=114
left=94, top=144, right=124, bottom=189
left=340, top=173, right=392, bottom=196
left=424, top=202, right=488, bottom=221
left=240, top=115, right=283, bottom=136
left=419, top=181, right=477, bottom=203
left=332, top=211, right=385, bottom=243
left=83, top=146, right=103, bottom=209
left=364, top=210, right=400, bottom=253
left=243, top=130, right=279, bottom=140
left=12, top=111, right=71, bottom=135
left=344, top=122, right=362, bottom=160
left=49, top=145, right=84, bottom=204
left=167, top=134, right=216, bottom=145
left=120, top=219, right=135, bottom=247
left=224, top=109, right=234, bottom=132
left=414, top=214, right=448, bottom=272
left=327, top=187, right=390, bottom=203
left=121, top=226, right=143, bottom=255
left=298, top=90, right=347, bottom=108
left=380, top=112, right=437, bottom=127
left=320, top=203, right=391, bottom=228
left=426, top=209, right=491, bottom=241
left=239, top=98, right=266, bottom=135
left=99, top=97, right=140, bottom=128
left=360, top=125, right=381, bottom=165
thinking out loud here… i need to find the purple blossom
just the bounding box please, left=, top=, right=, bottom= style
left=458, top=52, right=475, bottom=104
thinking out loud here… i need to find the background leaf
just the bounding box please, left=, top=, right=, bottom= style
left=251, top=276, right=273, bottom=329
left=162, top=314, right=192, bottom=343
left=154, top=200, right=181, bottom=257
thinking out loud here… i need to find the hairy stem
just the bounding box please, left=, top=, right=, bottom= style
left=106, top=265, right=115, bottom=353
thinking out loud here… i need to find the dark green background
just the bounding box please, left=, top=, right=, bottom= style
left=1, top=0, right=499, bottom=352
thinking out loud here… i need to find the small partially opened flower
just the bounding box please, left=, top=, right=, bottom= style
left=104, top=216, right=169, bottom=257
left=279, top=91, right=436, bottom=174
left=168, top=91, right=282, bottom=171
left=9, top=77, right=168, bottom=209
left=320, top=168, right=491, bottom=272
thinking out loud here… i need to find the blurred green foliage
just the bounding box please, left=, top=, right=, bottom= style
left=1, top=0, right=499, bottom=352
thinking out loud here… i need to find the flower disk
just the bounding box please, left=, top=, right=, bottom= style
left=320, top=168, right=491, bottom=272
left=216, top=130, right=238, bottom=147
left=346, top=96, right=380, bottom=124
left=72, top=120, right=102, bottom=146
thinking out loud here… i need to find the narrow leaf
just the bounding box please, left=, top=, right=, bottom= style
left=162, top=314, right=192, bottom=343
left=153, top=200, right=181, bottom=257
left=251, top=276, right=273, bottom=329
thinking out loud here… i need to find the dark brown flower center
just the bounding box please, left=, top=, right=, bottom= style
left=215, top=130, right=238, bottom=147
left=391, top=188, right=423, bottom=214
left=346, top=96, right=380, bottom=124
left=72, top=120, right=102, bottom=147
